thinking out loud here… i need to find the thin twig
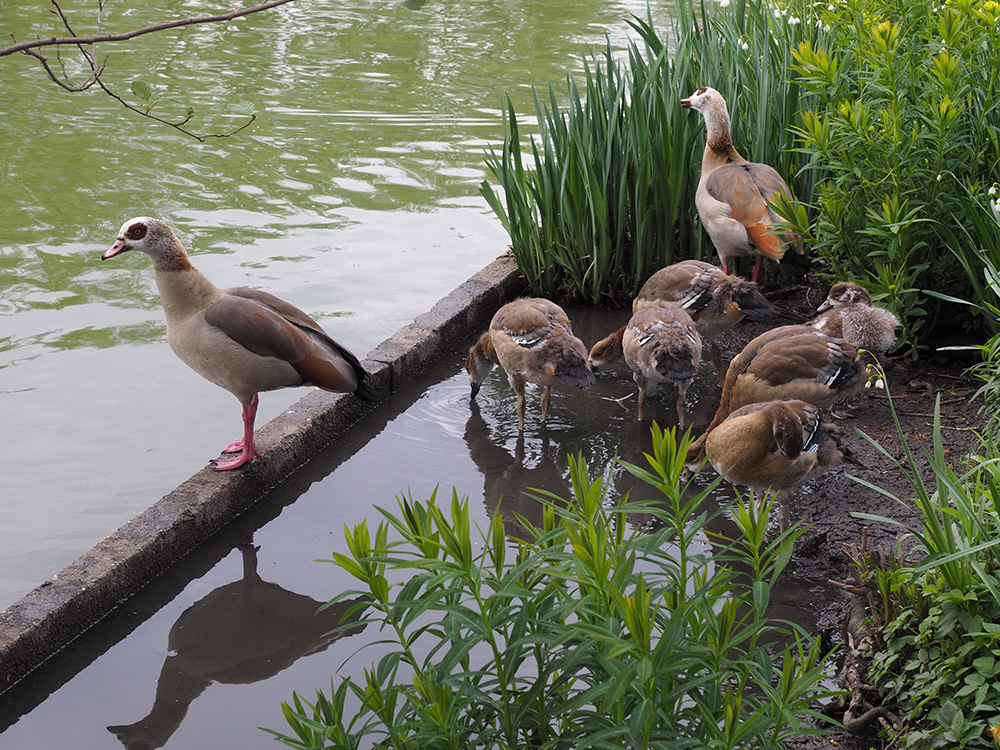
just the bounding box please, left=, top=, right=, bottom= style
left=2, top=0, right=299, bottom=57
left=7, top=0, right=280, bottom=140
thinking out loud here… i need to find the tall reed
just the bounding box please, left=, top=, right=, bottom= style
left=481, top=0, right=819, bottom=305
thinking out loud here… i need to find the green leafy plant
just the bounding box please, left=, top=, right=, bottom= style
left=789, top=0, right=1000, bottom=354
left=269, top=426, right=833, bottom=749
left=847, top=373, right=1000, bottom=747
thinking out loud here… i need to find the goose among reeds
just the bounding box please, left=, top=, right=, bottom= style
left=682, top=86, right=809, bottom=281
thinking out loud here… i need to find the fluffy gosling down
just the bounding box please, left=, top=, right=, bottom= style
left=811, top=281, right=900, bottom=357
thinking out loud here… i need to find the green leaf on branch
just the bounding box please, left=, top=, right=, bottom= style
left=227, top=100, right=256, bottom=116
left=130, top=80, right=153, bottom=102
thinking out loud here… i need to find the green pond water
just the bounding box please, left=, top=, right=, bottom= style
left=0, top=1, right=677, bottom=608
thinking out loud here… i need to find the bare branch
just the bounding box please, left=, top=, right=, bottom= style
left=2, top=0, right=299, bottom=58
left=19, top=46, right=103, bottom=91
left=6, top=0, right=284, bottom=140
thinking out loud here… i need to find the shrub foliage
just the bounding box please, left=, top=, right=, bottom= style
left=269, top=428, right=831, bottom=749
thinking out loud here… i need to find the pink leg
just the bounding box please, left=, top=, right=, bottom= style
left=750, top=257, right=763, bottom=283
left=222, top=438, right=244, bottom=454
left=212, top=395, right=261, bottom=471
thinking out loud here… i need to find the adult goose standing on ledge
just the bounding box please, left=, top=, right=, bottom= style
left=466, top=297, right=595, bottom=432
left=103, top=217, right=376, bottom=471
left=681, top=86, right=809, bottom=282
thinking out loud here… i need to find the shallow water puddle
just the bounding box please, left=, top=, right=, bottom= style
left=0, top=309, right=827, bottom=748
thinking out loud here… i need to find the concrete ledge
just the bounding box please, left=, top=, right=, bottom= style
left=0, top=252, right=525, bottom=692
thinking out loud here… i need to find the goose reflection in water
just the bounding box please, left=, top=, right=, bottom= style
left=108, top=541, right=368, bottom=750
left=464, top=401, right=571, bottom=540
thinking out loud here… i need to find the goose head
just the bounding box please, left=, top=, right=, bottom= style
left=103, top=217, right=190, bottom=270
left=817, top=282, right=873, bottom=313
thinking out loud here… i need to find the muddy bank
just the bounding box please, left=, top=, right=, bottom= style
left=717, top=283, right=984, bottom=749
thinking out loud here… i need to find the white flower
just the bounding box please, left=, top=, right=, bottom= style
left=720, top=0, right=730, bottom=7
left=788, top=15, right=801, bottom=24
left=989, top=185, right=997, bottom=195
left=993, top=198, right=1000, bottom=214
left=741, top=39, right=750, bottom=50
left=937, top=173, right=943, bottom=181
left=824, top=23, right=831, bottom=31
left=828, top=3, right=835, bottom=8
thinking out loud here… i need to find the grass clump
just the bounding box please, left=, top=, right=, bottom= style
left=480, top=19, right=704, bottom=305
left=269, top=427, right=832, bottom=749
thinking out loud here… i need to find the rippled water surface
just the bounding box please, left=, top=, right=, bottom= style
left=0, top=0, right=677, bottom=607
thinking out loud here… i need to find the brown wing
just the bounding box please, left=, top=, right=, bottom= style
left=705, top=163, right=801, bottom=261
left=207, top=288, right=368, bottom=395
left=491, top=298, right=570, bottom=346
left=724, top=399, right=819, bottom=459
left=747, top=331, right=844, bottom=387
left=635, top=260, right=721, bottom=312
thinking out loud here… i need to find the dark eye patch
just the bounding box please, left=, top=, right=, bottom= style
left=128, top=223, right=147, bottom=239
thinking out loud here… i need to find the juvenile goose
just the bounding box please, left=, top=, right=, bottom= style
left=589, top=259, right=776, bottom=380
left=102, top=217, right=376, bottom=471
left=685, top=325, right=866, bottom=472
left=706, top=399, right=856, bottom=503
left=681, top=86, right=809, bottom=281
left=811, top=281, right=900, bottom=357
left=466, top=297, right=595, bottom=432
left=622, top=305, right=702, bottom=425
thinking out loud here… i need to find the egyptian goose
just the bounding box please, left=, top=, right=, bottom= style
left=589, top=259, right=776, bottom=380
left=102, top=217, right=376, bottom=471
left=685, top=324, right=866, bottom=471
left=466, top=297, right=595, bottom=431
left=621, top=305, right=702, bottom=425
left=811, top=282, right=900, bottom=357
left=681, top=86, right=809, bottom=281
left=706, top=399, right=856, bottom=502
